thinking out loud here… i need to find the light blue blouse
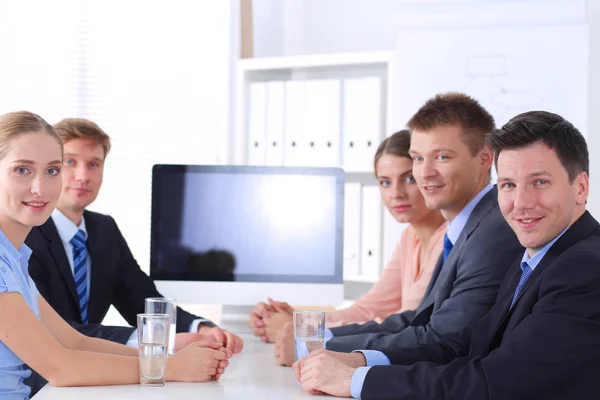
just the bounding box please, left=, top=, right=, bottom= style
left=0, top=228, right=40, bottom=400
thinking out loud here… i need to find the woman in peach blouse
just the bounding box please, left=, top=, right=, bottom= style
left=249, top=130, right=446, bottom=341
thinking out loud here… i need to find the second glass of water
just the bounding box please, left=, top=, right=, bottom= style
left=137, top=313, right=170, bottom=386
left=293, top=310, right=326, bottom=360
left=145, top=297, right=177, bottom=355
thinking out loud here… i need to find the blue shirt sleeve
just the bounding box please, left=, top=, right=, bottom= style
left=126, top=329, right=138, bottom=348
left=322, top=328, right=334, bottom=349
left=350, top=367, right=371, bottom=399
left=354, top=350, right=391, bottom=366
left=190, top=318, right=212, bottom=332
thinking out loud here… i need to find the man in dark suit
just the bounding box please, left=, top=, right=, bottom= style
left=25, top=118, right=244, bottom=350
left=274, top=93, right=523, bottom=365
left=294, top=111, right=600, bottom=399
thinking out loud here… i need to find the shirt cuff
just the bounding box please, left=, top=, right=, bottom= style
left=126, top=329, right=138, bottom=348
left=350, top=367, right=371, bottom=399
left=190, top=318, right=216, bottom=332
left=323, top=328, right=334, bottom=349
left=353, top=350, right=390, bottom=366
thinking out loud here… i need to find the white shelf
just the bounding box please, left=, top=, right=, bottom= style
left=239, top=51, right=394, bottom=72
left=343, top=274, right=379, bottom=284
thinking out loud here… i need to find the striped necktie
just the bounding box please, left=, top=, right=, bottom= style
left=510, top=261, right=532, bottom=309
left=70, top=229, right=89, bottom=323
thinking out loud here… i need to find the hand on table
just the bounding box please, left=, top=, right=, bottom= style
left=198, top=325, right=244, bottom=354
left=168, top=343, right=229, bottom=382
left=293, top=349, right=357, bottom=398
left=274, top=320, right=296, bottom=366
left=249, top=298, right=294, bottom=343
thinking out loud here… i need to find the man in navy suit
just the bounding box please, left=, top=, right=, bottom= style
left=293, top=111, right=600, bottom=399
left=25, top=118, right=243, bottom=350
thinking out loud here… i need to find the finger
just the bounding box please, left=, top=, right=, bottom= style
left=197, top=340, right=224, bottom=350
left=213, top=374, right=221, bottom=381
left=217, top=367, right=224, bottom=374
left=301, top=376, right=319, bottom=393
left=213, top=349, right=229, bottom=361
left=253, top=320, right=265, bottom=328
left=223, top=331, right=235, bottom=351
left=292, top=360, right=302, bottom=381
left=234, top=336, right=244, bottom=353
left=218, top=359, right=229, bottom=369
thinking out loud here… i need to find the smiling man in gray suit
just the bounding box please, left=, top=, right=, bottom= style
left=276, top=93, right=523, bottom=363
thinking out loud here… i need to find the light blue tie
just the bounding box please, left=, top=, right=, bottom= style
left=510, top=261, right=532, bottom=308
left=71, top=230, right=88, bottom=324
left=442, top=233, right=453, bottom=263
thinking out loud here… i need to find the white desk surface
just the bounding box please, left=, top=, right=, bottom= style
left=35, top=334, right=330, bottom=399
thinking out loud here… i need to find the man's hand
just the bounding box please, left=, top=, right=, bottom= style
left=274, top=320, right=296, bottom=366
left=292, top=349, right=366, bottom=381
left=198, top=325, right=244, bottom=354
left=174, top=332, right=224, bottom=353
left=295, top=350, right=356, bottom=398
left=263, top=310, right=293, bottom=343
left=248, top=298, right=294, bottom=342
left=168, top=343, right=230, bottom=382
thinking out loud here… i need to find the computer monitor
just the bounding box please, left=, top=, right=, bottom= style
left=151, top=165, right=345, bottom=306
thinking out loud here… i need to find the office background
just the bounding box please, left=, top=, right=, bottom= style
left=0, top=0, right=598, bottom=323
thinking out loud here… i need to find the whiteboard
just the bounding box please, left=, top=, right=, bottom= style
left=393, top=24, right=588, bottom=135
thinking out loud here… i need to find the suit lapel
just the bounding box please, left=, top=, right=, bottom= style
left=84, top=211, right=105, bottom=321
left=39, top=219, right=80, bottom=310
left=509, top=211, right=598, bottom=310
left=416, top=188, right=499, bottom=312
left=488, top=211, right=599, bottom=342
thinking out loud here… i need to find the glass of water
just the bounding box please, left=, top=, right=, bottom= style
left=137, top=313, right=170, bottom=386
left=293, top=310, right=326, bottom=360
left=145, top=297, right=177, bottom=355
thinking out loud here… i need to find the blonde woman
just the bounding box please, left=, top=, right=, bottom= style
left=0, top=111, right=228, bottom=399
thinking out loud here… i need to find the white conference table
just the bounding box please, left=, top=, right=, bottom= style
left=35, top=334, right=330, bottom=399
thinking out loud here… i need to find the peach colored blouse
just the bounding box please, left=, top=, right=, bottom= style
left=326, top=222, right=446, bottom=327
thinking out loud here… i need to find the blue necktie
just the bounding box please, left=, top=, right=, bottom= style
left=510, top=261, right=532, bottom=308
left=442, top=233, right=453, bottom=263
left=71, top=230, right=89, bottom=324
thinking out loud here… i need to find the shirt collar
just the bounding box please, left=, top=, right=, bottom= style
left=446, top=184, right=494, bottom=245
left=0, top=227, right=32, bottom=264
left=51, top=209, right=88, bottom=244
left=520, top=227, right=569, bottom=272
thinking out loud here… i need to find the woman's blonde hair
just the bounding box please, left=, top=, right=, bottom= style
left=0, top=111, right=62, bottom=160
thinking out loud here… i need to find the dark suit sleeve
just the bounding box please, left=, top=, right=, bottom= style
left=326, top=215, right=521, bottom=353
left=329, top=310, right=415, bottom=337
left=68, top=320, right=136, bottom=344
left=108, top=216, right=215, bottom=332
left=361, top=250, right=600, bottom=400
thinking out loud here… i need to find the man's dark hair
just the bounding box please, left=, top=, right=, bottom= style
left=407, top=92, right=495, bottom=155
left=486, top=111, right=589, bottom=183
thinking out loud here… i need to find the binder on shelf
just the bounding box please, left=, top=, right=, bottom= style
left=360, top=185, right=383, bottom=279
left=265, top=81, right=285, bottom=166
left=283, top=80, right=307, bottom=166
left=343, top=182, right=362, bottom=277
left=247, top=82, right=267, bottom=165
left=304, top=79, right=341, bottom=167
left=342, top=76, right=383, bottom=172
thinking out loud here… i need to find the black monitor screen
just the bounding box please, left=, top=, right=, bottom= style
left=150, top=165, right=344, bottom=283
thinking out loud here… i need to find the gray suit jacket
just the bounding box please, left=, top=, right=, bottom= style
left=327, top=186, right=524, bottom=352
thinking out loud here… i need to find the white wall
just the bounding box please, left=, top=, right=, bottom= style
left=253, top=0, right=396, bottom=56
left=588, top=0, right=600, bottom=218
left=253, top=0, right=599, bottom=217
